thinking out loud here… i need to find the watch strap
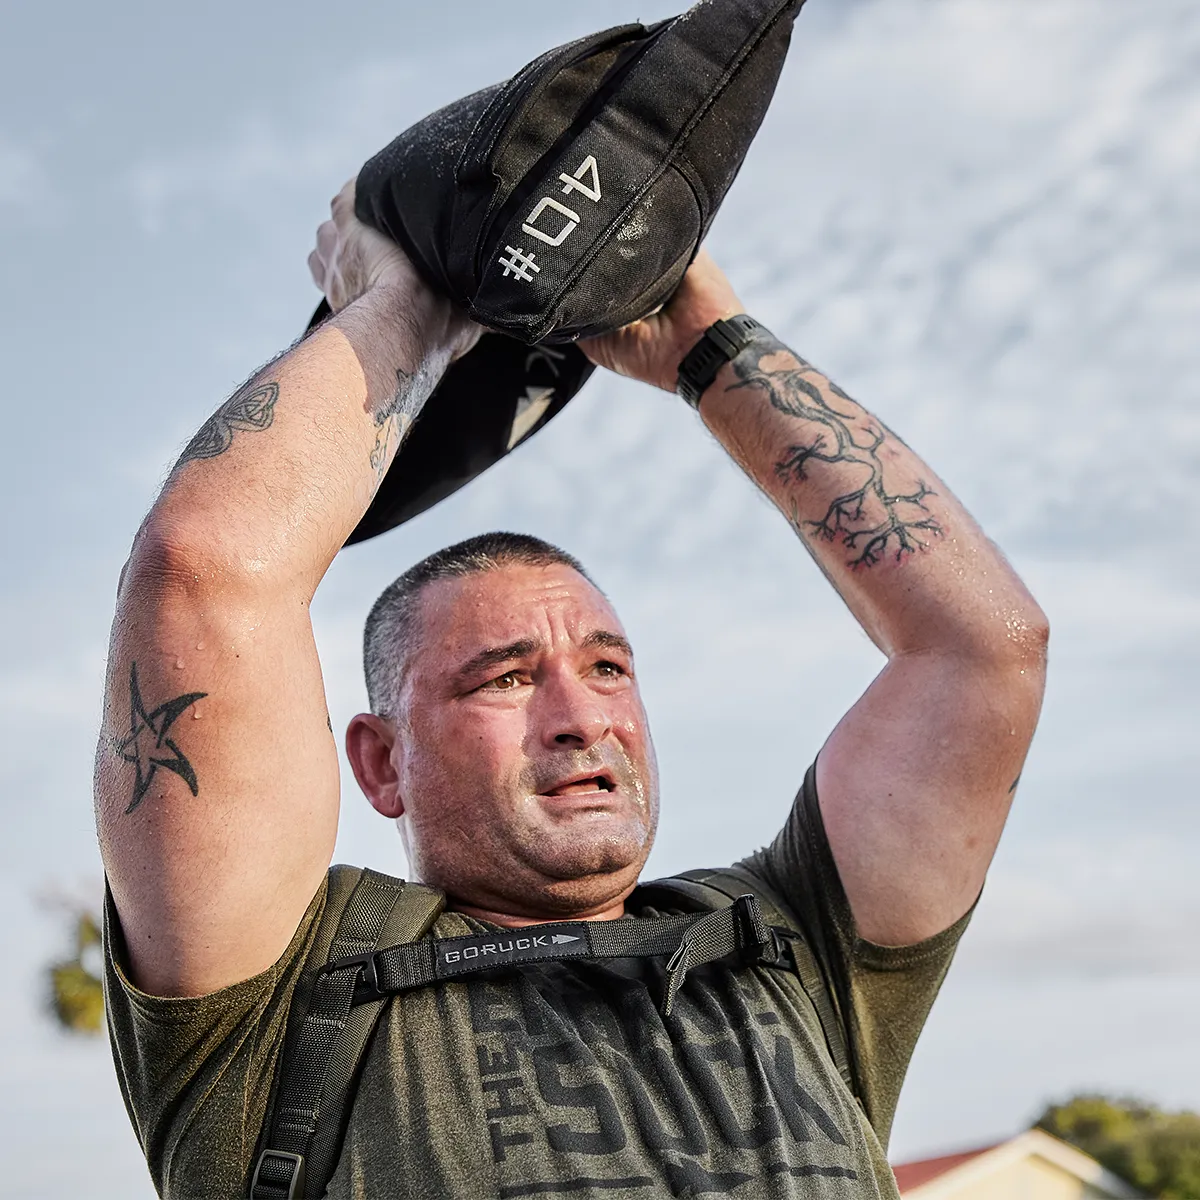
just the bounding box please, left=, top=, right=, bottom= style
left=676, top=314, right=763, bottom=409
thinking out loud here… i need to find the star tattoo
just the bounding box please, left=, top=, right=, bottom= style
left=117, top=662, right=208, bottom=815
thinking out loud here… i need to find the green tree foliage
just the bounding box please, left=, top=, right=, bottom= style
left=1037, top=1094, right=1200, bottom=1199
left=46, top=909, right=105, bottom=1035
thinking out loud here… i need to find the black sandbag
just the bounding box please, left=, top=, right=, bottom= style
left=357, top=0, right=804, bottom=344
left=333, top=0, right=804, bottom=542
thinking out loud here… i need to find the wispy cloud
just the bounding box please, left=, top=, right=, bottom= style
left=0, top=133, right=56, bottom=219
left=3, top=1, right=1199, bottom=1183
left=122, top=45, right=512, bottom=236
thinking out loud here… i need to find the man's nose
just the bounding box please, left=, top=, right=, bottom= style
left=540, top=672, right=611, bottom=750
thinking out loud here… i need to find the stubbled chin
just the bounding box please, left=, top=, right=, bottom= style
left=514, top=814, right=653, bottom=883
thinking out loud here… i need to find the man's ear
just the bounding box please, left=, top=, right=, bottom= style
left=346, top=713, right=405, bottom=818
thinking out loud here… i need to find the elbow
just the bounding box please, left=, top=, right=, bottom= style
left=122, top=513, right=225, bottom=607
left=975, top=600, right=1049, bottom=705
left=119, top=510, right=286, bottom=611
left=1011, top=600, right=1050, bottom=672
left=1002, top=598, right=1049, bottom=663
left=905, top=595, right=1049, bottom=670
left=1011, top=603, right=1049, bottom=705
left=926, top=598, right=1049, bottom=692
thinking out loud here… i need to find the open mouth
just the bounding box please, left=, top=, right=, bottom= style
left=543, top=772, right=616, bottom=797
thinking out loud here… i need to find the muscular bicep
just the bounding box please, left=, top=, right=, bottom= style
left=95, top=539, right=339, bottom=996
left=815, top=646, right=1045, bottom=947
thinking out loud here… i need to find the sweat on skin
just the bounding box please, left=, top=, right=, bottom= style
left=94, top=175, right=1047, bottom=1198
left=345, top=563, right=661, bottom=926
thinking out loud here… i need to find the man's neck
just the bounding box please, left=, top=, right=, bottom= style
left=450, top=897, right=628, bottom=928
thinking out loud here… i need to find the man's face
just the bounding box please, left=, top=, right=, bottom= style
left=390, top=563, right=659, bottom=918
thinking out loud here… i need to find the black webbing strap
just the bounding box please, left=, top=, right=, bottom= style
left=324, top=891, right=780, bottom=1019
left=658, top=868, right=858, bottom=1100
left=250, top=868, right=443, bottom=1200
left=250, top=868, right=847, bottom=1200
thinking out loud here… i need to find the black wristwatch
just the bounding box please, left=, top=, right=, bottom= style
left=676, top=314, right=763, bottom=409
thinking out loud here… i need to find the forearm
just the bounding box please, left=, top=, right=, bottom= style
left=698, top=326, right=1046, bottom=662
left=138, top=282, right=454, bottom=597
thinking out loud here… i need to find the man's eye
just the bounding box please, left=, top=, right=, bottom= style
left=594, top=661, right=626, bottom=678
left=483, top=671, right=521, bottom=691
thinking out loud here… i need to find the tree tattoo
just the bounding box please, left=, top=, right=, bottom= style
left=117, top=663, right=207, bottom=814
left=176, top=380, right=279, bottom=468
left=727, top=336, right=942, bottom=567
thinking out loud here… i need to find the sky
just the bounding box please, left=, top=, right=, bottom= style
left=1, top=0, right=1198, bottom=1195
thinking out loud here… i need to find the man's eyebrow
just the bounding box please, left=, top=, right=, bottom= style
left=583, top=629, right=633, bottom=659
left=453, top=631, right=631, bottom=683
left=454, top=638, right=542, bottom=682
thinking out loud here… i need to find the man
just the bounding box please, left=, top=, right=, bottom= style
left=97, top=182, right=1047, bottom=1198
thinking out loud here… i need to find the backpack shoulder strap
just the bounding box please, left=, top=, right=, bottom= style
left=250, top=866, right=444, bottom=1200
left=638, top=866, right=857, bottom=1101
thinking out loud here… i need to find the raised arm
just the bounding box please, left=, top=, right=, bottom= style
left=95, top=185, right=479, bottom=996
left=584, top=251, right=1048, bottom=946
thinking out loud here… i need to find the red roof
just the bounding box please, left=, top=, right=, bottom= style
left=892, top=1143, right=1002, bottom=1193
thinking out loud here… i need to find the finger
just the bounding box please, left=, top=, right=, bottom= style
left=307, top=249, right=324, bottom=289
left=316, top=220, right=339, bottom=263
left=330, top=179, right=356, bottom=223
left=684, top=245, right=736, bottom=297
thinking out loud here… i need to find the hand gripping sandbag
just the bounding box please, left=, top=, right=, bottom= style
left=334, top=0, right=805, bottom=543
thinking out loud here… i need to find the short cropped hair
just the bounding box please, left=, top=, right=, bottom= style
left=364, top=532, right=597, bottom=718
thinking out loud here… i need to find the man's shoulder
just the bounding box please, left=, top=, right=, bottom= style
left=631, top=864, right=797, bottom=925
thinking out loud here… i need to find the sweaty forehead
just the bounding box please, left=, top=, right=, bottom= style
left=413, top=563, right=624, bottom=661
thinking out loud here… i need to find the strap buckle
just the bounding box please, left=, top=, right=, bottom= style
left=249, top=1149, right=306, bottom=1199
left=661, top=895, right=781, bottom=1017
left=320, top=949, right=384, bottom=1003
left=732, top=894, right=783, bottom=966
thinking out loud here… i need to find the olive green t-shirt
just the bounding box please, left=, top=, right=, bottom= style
left=105, top=766, right=970, bottom=1199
